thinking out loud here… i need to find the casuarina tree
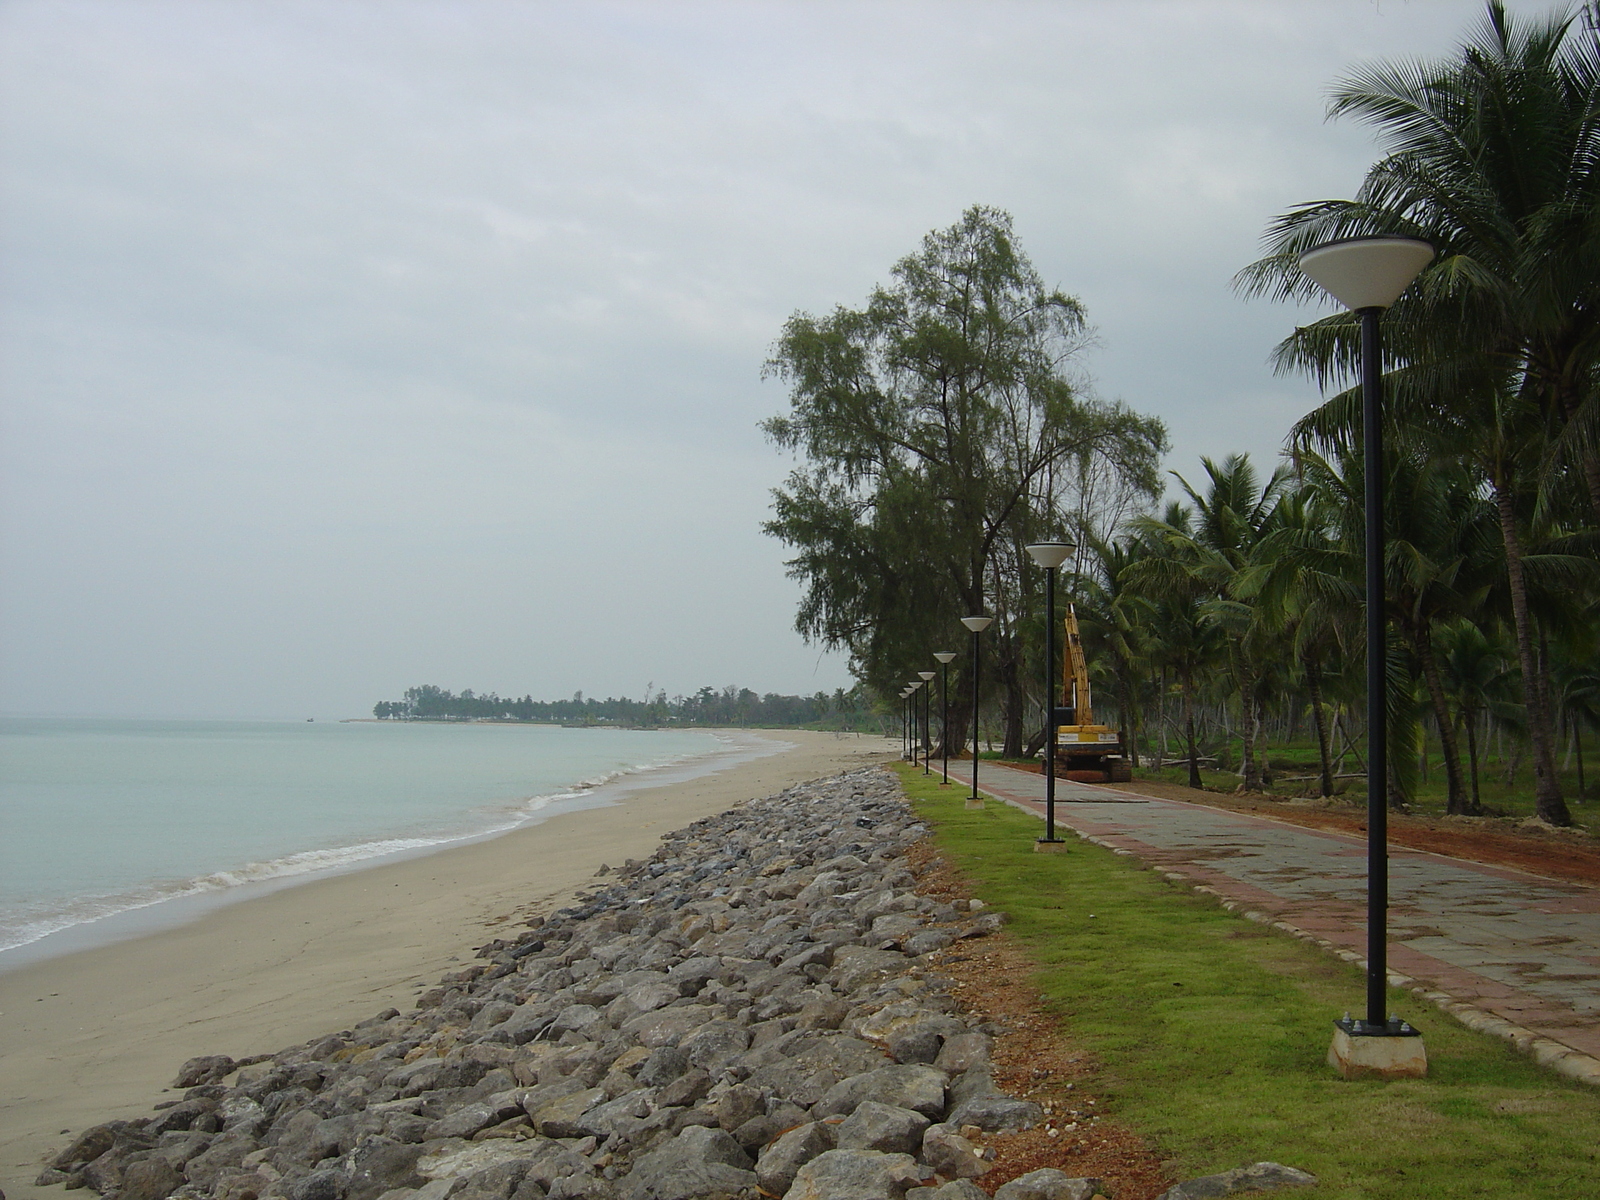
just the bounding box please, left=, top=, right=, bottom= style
left=762, top=206, right=1165, bottom=746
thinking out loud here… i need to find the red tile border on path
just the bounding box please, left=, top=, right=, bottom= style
left=936, top=760, right=1600, bottom=1086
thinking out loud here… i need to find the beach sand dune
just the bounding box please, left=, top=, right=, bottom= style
left=0, top=729, right=897, bottom=1196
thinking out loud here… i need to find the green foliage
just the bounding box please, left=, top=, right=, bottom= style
left=896, top=763, right=1600, bottom=1197
left=762, top=206, right=1166, bottom=747
left=1236, top=1, right=1600, bottom=823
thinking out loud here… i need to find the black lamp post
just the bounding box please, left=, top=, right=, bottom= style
left=918, top=671, right=936, bottom=773
left=900, top=688, right=913, bottom=760
left=934, top=651, right=957, bottom=785
left=960, top=615, right=993, bottom=801
left=907, top=681, right=924, bottom=766
left=1026, top=541, right=1076, bottom=845
left=1298, top=234, right=1433, bottom=1067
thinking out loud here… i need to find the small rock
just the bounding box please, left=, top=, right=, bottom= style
left=956, top=912, right=1007, bottom=939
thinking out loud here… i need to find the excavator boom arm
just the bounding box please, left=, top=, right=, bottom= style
left=1062, top=602, right=1093, bottom=726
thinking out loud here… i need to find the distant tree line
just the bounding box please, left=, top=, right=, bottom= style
left=372, top=683, right=882, bottom=731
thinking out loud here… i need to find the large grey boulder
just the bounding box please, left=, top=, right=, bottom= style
left=117, top=1158, right=184, bottom=1200
left=944, top=1092, right=1043, bottom=1132
left=341, top=1138, right=427, bottom=1200
left=173, top=1056, right=236, bottom=1088
left=416, top=1141, right=545, bottom=1183
left=907, top=1183, right=990, bottom=1200
left=622, top=1005, right=718, bottom=1048
left=547, top=1005, right=603, bottom=1036
left=784, top=1148, right=926, bottom=1200
left=1156, top=1162, right=1319, bottom=1199
left=815, top=1065, right=948, bottom=1119
left=422, top=1101, right=501, bottom=1141
left=289, top=1169, right=347, bottom=1200
left=679, top=1022, right=751, bottom=1074
left=667, top=957, right=723, bottom=995
left=51, top=1123, right=119, bottom=1170
left=992, top=1170, right=1106, bottom=1200
left=919, top=1123, right=991, bottom=1181
left=574, top=1088, right=658, bottom=1142
left=931, top=1032, right=991, bottom=1074
left=531, top=1087, right=605, bottom=1138
left=621, top=1125, right=755, bottom=1200
left=903, top=930, right=956, bottom=957
left=634, top=1046, right=689, bottom=1087
left=184, top=1133, right=258, bottom=1190
left=834, top=1101, right=929, bottom=1155
left=753, top=1121, right=832, bottom=1195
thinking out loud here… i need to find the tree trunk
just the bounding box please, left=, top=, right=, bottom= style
left=1306, top=657, right=1335, bottom=798
left=1464, top=706, right=1482, bottom=813
left=1493, top=480, right=1571, bottom=824
left=1181, top=665, right=1201, bottom=789
left=1412, top=621, right=1468, bottom=814
left=999, top=636, right=1025, bottom=759
left=1238, top=658, right=1263, bottom=792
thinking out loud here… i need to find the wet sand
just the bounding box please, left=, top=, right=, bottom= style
left=0, top=729, right=896, bottom=1195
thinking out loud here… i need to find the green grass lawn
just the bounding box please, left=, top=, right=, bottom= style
left=893, top=763, right=1600, bottom=1198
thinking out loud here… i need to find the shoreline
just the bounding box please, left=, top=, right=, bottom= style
left=0, top=726, right=771, bottom=972
left=0, top=728, right=897, bottom=1196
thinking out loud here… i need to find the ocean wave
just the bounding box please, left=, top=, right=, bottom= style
left=0, top=737, right=734, bottom=956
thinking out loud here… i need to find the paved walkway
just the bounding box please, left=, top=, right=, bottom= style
left=930, top=760, right=1600, bottom=1084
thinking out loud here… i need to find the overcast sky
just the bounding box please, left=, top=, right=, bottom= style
left=0, top=0, right=1500, bottom=720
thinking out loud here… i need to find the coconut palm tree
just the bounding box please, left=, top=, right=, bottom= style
left=1122, top=503, right=1222, bottom=789
left=1128, top=456, right=1289, bottom=791
left=1237, top=2, right=1600, bottom=824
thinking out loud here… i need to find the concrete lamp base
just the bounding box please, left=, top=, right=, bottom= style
left=1034, top=839, right=1069, bottom=854
left=963, top=797, right=985, bottom=810
left=1328, top=1018, right=1427, bottom=1080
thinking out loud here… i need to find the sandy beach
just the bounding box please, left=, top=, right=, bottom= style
left=0, top=729, right=897, bottom=1196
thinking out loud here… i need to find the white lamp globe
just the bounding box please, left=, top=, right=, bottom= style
left=1297, top=236, right=1434, bottom=311
left=1025, top=541, right=1076, bottom=569
left=961, top=616, right=993, bottom=633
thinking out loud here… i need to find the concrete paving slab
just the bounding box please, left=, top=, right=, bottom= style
left=934, top=759, right=1600, bottom=1080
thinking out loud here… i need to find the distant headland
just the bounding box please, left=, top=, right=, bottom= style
left=371, top=683, right=881, bottom=731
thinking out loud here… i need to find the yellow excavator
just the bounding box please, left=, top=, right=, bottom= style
left=1054, top=602, right=1132, bottom=782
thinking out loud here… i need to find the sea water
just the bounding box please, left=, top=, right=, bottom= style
left=0, top=717, right=742, bottom=965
